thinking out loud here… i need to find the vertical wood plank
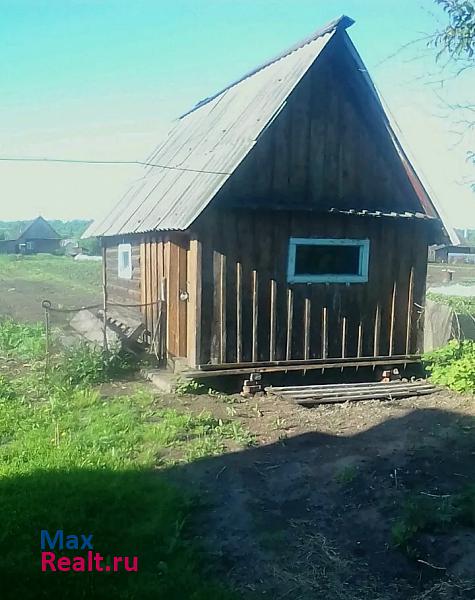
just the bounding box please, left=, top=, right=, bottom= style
left=286, top=288, right=293, bottom=360
left=269, top=279, right=277, bottom=361
left=303, top=295, right=311, bottom=360
left=322, top=306, right=328, bottom=360
left=341, top=316, right=347, bottom=359
left=357, top=321, right=363, bottom=358
left=178, top=243, right=188, bottom=358
left=373, top=304, right=381, bottom=357
left=236, top=261, right=243, bottom=362
left=139, top=242, right=146, bottom=324
left=187, top=239, right=202, bottom=367
left=252, top=270, right=258, bottom=363
left=145, top=240, right=152, bottom=338
left=388, top=281, right=397, bottom=356
left=150, top=239, right=157, bottom=342
left=219, top=253, right=227, bottom=363
left=405, top=267, right=415, bottom=355
left=166, top=240, right=179, bottom=358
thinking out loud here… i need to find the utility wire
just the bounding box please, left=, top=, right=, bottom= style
left=0, top=156, right=230, bottom=176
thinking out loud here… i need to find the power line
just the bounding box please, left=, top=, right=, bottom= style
left=0, top=156, right=230, bottom=176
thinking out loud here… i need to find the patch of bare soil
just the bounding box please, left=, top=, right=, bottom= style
left=159, top=389, right=475, bottom=599
left=0, top=278, right=99, bottom=323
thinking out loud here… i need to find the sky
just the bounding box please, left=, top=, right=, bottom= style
left=0, top=0, right=474, bottom=228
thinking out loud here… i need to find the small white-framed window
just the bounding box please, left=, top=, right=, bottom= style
left=287, top=238, right=370, bottom=284
left=118, top=243, right=132, bottom=279
left=26, top=241, right=34, bottom=251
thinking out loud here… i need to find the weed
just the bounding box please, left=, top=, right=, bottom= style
left=334, top=465, right=358, bottom=484
left=391, top=487, right=475, bottom=556
left=272, top=416, right=286, bottom=429
left=0, top=319, right=45, bottom=360
left=175, top=378, right=205, bottom=395
left=0, top=375, right=16, bottom=401
left=252, top=402, right=264, bottom=417
left=424, top=340, right=475, bottom=392
left=57, top=341, right=135, bottom=386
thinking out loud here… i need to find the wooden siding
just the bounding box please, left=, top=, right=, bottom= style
left=104, top=239, right=142, bottom=326
left=215, top=38, right=424, bottom=217
left=193, top=210, right=429, bottom=366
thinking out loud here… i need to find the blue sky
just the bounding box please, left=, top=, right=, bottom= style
left=0, top=0, right=474, bottom=226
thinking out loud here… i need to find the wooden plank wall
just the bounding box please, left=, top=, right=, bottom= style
left=214, top=36, right=426, bottom=218
left=194, top=210, right=429, bottom=366
left=104, top=240, right=142, bottom=326
left=139, top=237, right=166, bottom=352
left=166, top=238, right=188, bottom=359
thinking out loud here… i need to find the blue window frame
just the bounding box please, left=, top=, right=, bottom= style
left=287, top=238, right=370, bottom=284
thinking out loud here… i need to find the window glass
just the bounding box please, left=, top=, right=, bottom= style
left=287, top=238, right=369, bottom=284
left=118, top=243, right=132, bottom=279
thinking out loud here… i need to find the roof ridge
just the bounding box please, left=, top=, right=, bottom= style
left=179, top=14, right=354, bottom=119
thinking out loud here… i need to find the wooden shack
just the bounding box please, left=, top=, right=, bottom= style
left=85, top=16, right=456, bottom=377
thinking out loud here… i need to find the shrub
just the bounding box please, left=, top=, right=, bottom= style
left=424, top=340, right=475, bottom=392
left=58, top=342, right=135, bottom=386
left=392, top=487, right=475, bottom=556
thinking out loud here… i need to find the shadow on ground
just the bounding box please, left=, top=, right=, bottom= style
left=1, top=406, right=475, bottom=599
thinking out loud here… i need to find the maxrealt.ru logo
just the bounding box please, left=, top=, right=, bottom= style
left=40, top=530, right=138, bottom=573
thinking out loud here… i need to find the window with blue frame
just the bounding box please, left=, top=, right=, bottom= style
left=287, top=238, right=370, bottom=284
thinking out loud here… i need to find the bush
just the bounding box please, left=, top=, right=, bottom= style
left=424, top=340, right=475, bottom=392
left=58, top=342, right=135, bottom=386
left=392, top=487, right=475, bottom=556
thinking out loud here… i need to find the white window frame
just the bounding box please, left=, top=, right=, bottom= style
left=287, top=238, right=370, bottom=284
left=118, top=243, right=132, bottom=279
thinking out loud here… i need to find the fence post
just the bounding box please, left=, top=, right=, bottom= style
left=101, top=245, right=109, bottom=354
left=42, top=299, right=51, bottom=373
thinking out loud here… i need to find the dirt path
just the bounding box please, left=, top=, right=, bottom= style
left=157, top=389, right=475, bottom=599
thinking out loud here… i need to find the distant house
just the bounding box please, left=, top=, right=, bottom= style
left=0, top=217, right=61, bottom=255
left=429, top=229, right=475, bottom=263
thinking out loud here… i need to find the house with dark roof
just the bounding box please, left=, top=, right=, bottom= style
left=0, top=216, right=61, bottom=255
left=85, top=16, right=455, bottom=377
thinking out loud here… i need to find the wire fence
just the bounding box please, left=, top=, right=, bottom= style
left=41, top=297, right=166, bottom=363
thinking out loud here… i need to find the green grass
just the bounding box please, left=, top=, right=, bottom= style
left=0, top=318, right=45, bottom=359
left=0, top=321, right=245, bottom=599
left=0, top=254, right=101, bottom=294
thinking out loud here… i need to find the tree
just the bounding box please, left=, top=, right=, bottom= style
left=431, top=1, right=475, bottom=183
left=433, top=0, right=475, bottom=62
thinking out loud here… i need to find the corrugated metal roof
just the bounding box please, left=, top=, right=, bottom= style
left=85, top=17, right=351, bottom=238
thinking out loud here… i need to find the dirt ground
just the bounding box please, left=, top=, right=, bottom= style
left=149, top=387, right=475, bottom=599
left=0, top=278, right=100, bottom=323
left=0, top=256, right=101, bottom=323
